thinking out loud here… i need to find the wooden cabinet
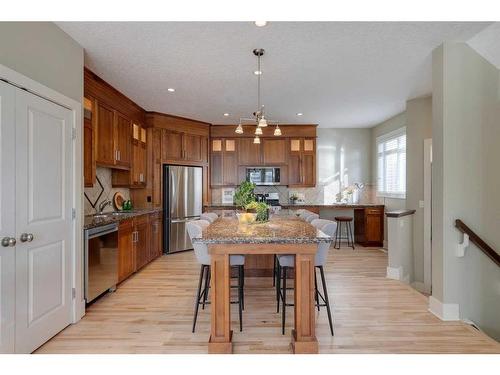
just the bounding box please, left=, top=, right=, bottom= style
left=151, top=128, right=163, bottom=208
left=262, top=138, right=287, bottom=165
left=134, top=214, right=150, bottom=270
left=83, top=97, right=95, bottom=187
left=95, top=100, right=132, bottom=170
left=354, top=208, right=384, bottom=247
left=211, top=138, right=238, bottom=186
left=149, top=212, right=163, bottom=260
left=95, top=102, right=116, bottom=166
left=288, top=138, right=316, bottom=187
left=238, top=138, right=261, bottom=165
left=118, top=219, right=135, bottom=283
left=161, top=129, right=208, bottom=163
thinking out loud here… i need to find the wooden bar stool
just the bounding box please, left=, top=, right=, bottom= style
left=334, top=216, right=355, bottom=249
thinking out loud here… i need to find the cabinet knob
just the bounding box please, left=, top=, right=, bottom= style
left=1, top=237, right=16, bottom=247
left=20, top=233, right=34, bottom=242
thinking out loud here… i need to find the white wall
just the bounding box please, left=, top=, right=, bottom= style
left=371, top=112, right=407, bottom=246
left=432, top=42, right=500, bottom=340
left=0, top=22, right=83, bottom=102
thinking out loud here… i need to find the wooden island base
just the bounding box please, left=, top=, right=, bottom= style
left=208, top=243, right=320, bottom=354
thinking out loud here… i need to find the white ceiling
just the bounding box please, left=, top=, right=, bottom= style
left=57, top=22, right=491, bottom=128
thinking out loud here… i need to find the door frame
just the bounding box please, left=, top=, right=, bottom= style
left=0, top=63, right=84, bottom=324
left=423, top=138, right=432, bottom=294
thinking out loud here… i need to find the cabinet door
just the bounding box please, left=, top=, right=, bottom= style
left=95, top=102, right=116, bottom=166
left=83, top=98, right=95, bottom=187
left=115, top=112, right=131, bottom=168
left=201, top=136, right=209, bottom=163
left=262, top=138, right=287, bottom=165
left=162, top=129, right=183, bottom=161
left=151, top=128, right=163, bottom=207
left=183, top=133, right=202, bottom=161
left=135, top=215, right=150, bottom=270
left=365, top=211, right=383, bottom=243
left=210, top=152, right=223, bottom=186
left=238, top=138, right=261, bottom=165
left=149, top=216, right=162, bottom=260
left=223, top=151, right=238, bottom=186
left=302, top=153, right=315, bottom=186
left=118, top=220, right=135, bottom=283
left=288, top=154, right=302, bottom=186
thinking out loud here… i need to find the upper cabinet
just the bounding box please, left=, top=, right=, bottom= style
left=238, top=138, right=261, bottom=165
left=83, top=97, right=96, bottom=187
left=288, top=138, right=316, bottom=187
left=161, top=129, right=207, bottom=163
left=210, top=138, right=238, bottom=187
left=262, top=138, right=287, bottom=165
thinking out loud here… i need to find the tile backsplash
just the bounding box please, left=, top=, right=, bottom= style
left=84, top=167, right=130, bottom=215
left=211, top=184, right=380, bottom=205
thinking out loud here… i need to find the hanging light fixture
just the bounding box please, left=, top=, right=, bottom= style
left=274, top=124, right=282, bottom=136
left=235, top=48, right=280, bottom=139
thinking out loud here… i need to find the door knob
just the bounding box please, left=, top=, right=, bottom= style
left=20, top=233, right=34, bottom=242
left=1, top=237, right=16, bottom=247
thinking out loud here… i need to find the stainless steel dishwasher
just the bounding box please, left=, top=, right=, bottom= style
left=84, top=223, right=119, bottom=303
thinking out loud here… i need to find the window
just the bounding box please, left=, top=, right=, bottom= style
left=377, top=127, right=406, bottom=199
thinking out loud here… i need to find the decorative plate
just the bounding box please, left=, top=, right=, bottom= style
left=113, top=192, right=125, bottom=210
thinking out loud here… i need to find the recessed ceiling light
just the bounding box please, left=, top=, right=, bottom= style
left=255, top=21, right=268, bottom=27
left=223, top=113, right=230, bottom=117
left=296, top=112, right=303, bottom=116
left=254, top=70, right=262, bottom=75
left=167, top=88, right=175, bottom=92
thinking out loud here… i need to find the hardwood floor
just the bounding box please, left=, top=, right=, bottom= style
left=36, top=247, right=500, bottom=354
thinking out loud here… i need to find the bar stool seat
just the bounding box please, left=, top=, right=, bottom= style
left=334, top=216, right=355, bottom=249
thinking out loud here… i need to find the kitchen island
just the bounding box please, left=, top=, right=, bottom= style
left=192, top=213, right=333, bottom=354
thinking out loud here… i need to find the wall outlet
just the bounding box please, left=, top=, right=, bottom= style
left=419, top=200, right=424, bottom=208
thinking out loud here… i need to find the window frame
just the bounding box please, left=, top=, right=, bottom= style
left=376, top=126, right=407, bottom=199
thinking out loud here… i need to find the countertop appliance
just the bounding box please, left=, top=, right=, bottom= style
left=264, top=192, right=281, bottom=206
left=246, top=167, right=281, bottom=185
left=84, top=223, right=118, bottom=303
left=163, top=165, right=203, bottom=253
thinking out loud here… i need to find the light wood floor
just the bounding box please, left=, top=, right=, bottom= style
left=36, top=247, right=500, bottom=354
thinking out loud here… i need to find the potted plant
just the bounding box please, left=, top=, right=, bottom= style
left=233, top=180, right=256, bottom=210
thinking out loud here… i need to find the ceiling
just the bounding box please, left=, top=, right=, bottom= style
left=58, top=22, right=491, bottom=128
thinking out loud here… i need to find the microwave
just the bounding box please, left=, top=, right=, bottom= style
left=246, top=167, right=281, bottom=185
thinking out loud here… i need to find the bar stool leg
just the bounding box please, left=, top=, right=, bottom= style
left=202, top=266, right=210, bottom=309
left=319, top=266, right=334, bottom=336
left=273, top=255, right=277, bottom=286
left=314, top=268, right=320, bottom=311
left=348, top=221, right=355, bottom=249
left=238, top=265, right=243, bottom=332
left=282, top=266, right=287, bottom=335
left=192, top=264, right=205, bottom=333
left=276, top=263, right=281, bottom=313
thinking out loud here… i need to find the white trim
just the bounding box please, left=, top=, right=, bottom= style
left=423, top=138, right=432, bottom=293
left=376, top=126, right=407, bottom=143
left=0, top=63, right=84, bottom=324
left=386, top=266, right=410, bottom=284
left=428, top=296, right=460, bottom=321
left=411, top=281, right=431, bottom=294
left=376, top=192, right=406, bottom=199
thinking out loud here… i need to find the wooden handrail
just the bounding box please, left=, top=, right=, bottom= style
left=455, top=219, right=500, bottom=267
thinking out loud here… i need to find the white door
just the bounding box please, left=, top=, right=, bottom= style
left=14, top=88, right=74, bottom=353
left=0, top=81, right=16, bottom=353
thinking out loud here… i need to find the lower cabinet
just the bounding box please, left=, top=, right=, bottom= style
left=118, top=219, right=135, bottom=283
left=134, top=214, right=150, bottom=270
left=118, top=212, right=163, bottom=284
left=354, top=208, right=384, bottom=247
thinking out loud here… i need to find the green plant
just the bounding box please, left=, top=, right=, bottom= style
left=254, top=202, right=269, bottom=222
left=234, top=180, right=256, bottom=209
left=244, top=201, right=260, bottom=211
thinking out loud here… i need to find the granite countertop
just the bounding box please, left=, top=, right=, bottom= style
left=205, top=203, right=384, bottom=209
left=193, top=214, right=333, bottom=244
left=84, top=208, right=163, bottom=230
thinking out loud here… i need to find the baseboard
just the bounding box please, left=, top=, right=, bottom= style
left=383, top=240, right=388, bottom=249
left=411, top=281, right=431, bottom=294
left=428, top=296, right=460, bottom=321
left=386, top=266, right=409, bottom=284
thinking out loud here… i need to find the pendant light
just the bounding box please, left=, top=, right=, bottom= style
left=235, top=48, right=279, bottom=136
left=274, top=124, right=282, bottom=136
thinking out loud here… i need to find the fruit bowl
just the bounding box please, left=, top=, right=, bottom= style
left=236, top=212, right=257, bottom=224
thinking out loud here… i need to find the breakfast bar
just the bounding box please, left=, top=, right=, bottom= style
left=192, top=214, right=333, bottom=354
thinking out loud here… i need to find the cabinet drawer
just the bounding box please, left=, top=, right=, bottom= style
left=366, top=209, right=382, bottom=215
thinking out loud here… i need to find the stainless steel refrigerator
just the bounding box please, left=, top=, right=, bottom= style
left=163, top=165, right=203, bottom=253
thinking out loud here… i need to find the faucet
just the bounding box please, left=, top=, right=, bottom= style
left=98, top=199, right=112, bottom=214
